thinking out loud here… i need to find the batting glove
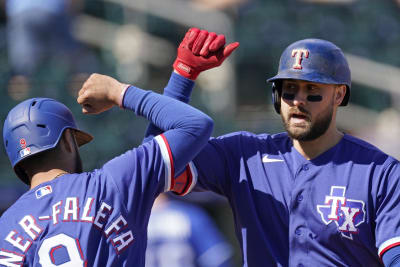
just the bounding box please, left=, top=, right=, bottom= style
left=173, top=28, right=240, bottom=80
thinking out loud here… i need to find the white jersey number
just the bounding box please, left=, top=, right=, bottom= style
left=38, top=233, right=85, bottom=266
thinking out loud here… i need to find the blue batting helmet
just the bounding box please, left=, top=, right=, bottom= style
left=267, top=38, right=351, bottom=113
left=3, top=98, right=93, bottom=184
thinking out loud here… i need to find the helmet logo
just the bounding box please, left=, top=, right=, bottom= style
left=19, top=138, right=27, bottom=149
left=291, top=49, right=309, bottom=70
left=19, top=138, right=31, bottom=158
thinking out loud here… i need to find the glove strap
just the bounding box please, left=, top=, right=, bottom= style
left=173, top=59, right=200, bottom=80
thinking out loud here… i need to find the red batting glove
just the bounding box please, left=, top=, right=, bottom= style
left=173, top=28, right=240, bottom=80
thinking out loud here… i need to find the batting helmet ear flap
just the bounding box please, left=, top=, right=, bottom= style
left=271, top=81, right=282, bottom=114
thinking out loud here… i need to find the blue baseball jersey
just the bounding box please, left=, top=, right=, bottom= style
left=146, top=199, right=233, bottom=267
left=181, top=131, right=400, bottom=266
left=0, top=135, right=195, bottom=266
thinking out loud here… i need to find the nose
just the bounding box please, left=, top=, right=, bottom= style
left=292, top=91, right=307, bottom=107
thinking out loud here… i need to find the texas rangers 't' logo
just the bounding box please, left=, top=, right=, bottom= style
left=317, top=186, right=365, bottom=240
left=291, top=49, right=309, bottom=69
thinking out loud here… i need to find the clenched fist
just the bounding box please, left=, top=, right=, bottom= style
left=173, top=28, right=240, bottom=80
left=77, top=73, right=129, bottom=114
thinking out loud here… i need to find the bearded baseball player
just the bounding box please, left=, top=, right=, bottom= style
left=144, top=28, right=400, bottom=266
left=0, top=73, right=213, bottom=266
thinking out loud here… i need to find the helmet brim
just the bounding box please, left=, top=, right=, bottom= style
left=267, top=70, right=346, bottom=86
left=74, top=129, right=93, bottom=146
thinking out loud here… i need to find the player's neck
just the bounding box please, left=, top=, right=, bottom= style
left=292, top=126, right=344, bottom=160
left=30, top=169, right=69, bottom=189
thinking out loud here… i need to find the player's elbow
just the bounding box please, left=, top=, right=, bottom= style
left=195, top=114, right=214, bottom=142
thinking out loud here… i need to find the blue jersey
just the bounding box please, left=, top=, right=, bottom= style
left=182, top=131, right=400, bottom=266
left=143, top=73, right=400, bottom=266
left=146, top=199, right=233, bottom=267
left=0, top=85, right=213, bottom=266
left=0, top=137, right=180, bottom=266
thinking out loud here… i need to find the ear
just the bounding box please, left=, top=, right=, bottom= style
left=335, top=85, right=346, bottom=106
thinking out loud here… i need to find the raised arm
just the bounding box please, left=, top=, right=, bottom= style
left=77, top=73, right=213, bottom=175
left=143, top=28, right=239, bottom=143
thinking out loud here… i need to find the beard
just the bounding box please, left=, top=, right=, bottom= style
left=281, top=102, right=334, bottom=141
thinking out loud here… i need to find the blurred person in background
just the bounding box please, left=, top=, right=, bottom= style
left=146, top=193, right=234, bottom=267
left=5, top=0, right=86, bottom=100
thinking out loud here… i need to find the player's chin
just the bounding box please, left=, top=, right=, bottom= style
left=286, top=125, right=312, bottom=140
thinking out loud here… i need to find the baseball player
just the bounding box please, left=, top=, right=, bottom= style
left=0, top=73, right=213, bottom=266
left=146, top=193, right=233, bottom=267
left=144, top=28, right=400, bottom=266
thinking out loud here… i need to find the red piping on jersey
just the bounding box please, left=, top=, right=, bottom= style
left=379, top=242, right=400, bottom=259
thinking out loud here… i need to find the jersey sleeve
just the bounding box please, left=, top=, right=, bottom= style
left=107, top=83, right=212, bottom=218
left=171, top=132, right=251, bottom=197
left=138, top=136, right=233, bottom=198
left=185, top=134, right=243, bottom=197
left=101, top=136, right=175, bottom=222
left=375, top=160, right=400, bottom=259
left=382, top=245, right=400, bottom=267
left=141, top=72, right=235, bottom=196
left=123, top=85, right=213, bottom=176
left=192, top=139, right=230, bottom=195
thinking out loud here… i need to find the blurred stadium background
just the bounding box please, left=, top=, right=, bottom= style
left=1, top=0, right=400, bottom=265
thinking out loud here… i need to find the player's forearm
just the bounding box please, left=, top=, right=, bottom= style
left=122, top=84, right=201, bottom=129
left=123, top=85, right=213, bottom=173
left=143, top=71, right=195, bottom=144
left=164, top=71, right=195, bottom=103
